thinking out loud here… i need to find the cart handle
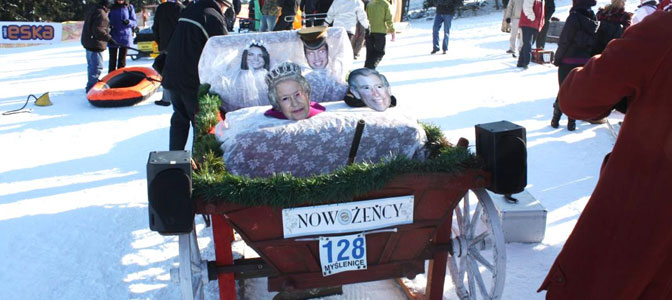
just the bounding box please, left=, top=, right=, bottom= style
left=347, top=119, right=366, bottom=165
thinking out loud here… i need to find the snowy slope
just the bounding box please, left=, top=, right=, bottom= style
left=0, top=0, right=641, bottom=299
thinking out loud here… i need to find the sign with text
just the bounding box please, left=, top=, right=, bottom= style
left=282, top=195, right=414, bottom=238
left=1, top=22, right=62, bottom=44
left=319, top=233, right=367, bottom=276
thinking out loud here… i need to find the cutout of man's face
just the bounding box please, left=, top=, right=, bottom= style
left=275, top=79, right=310, bottom=120
left=246, top=46, right=265, bottom=70
left=351, top=74, right=392, bottom=112
left=305, top=44, right=328, bottom=69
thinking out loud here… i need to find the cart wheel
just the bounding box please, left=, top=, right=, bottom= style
left=447, top=188, right=506, bottom=300
left=172, top=229, right=209, bottom=300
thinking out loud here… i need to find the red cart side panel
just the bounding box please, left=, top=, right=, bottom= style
left=195, top=171, right=490, bottom=293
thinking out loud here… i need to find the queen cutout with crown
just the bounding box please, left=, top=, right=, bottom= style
left=264, top=61, right=326, bottom=120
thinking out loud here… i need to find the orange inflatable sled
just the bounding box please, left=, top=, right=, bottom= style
left=87, top=67, right=161, bottom=107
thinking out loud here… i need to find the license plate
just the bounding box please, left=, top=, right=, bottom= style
left=319, top=233, right=367, bottom=276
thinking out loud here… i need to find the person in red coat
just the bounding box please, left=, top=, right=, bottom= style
left=539, top=11, right=672, bottom=299
left=517, top=0, right=544, bottom=68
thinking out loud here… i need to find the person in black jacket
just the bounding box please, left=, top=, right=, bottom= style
left=536, top=0, right=555, bottom=49
left=82, top=0, right=115, bottom=92
left=550, top=0, right=597, bottom=131
left=162, top=0, right=231, bottom=151
left=153, top=0, right=184, bottom=52
left=152, top=0, right=184, bottom=106
left=273, top=0, right=298, bottom=31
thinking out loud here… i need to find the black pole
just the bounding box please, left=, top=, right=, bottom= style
left=347, top=120, right=366, bottom=165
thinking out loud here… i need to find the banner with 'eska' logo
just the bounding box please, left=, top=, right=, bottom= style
left=1, top=21, right=62, bottom=44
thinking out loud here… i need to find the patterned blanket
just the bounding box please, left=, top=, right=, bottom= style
left=214, top=102, right=427, bottom=178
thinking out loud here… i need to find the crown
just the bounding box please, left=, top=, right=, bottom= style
left=246, top=39, right=264, bottom=49
left=265, top=62, right=302, bottom=86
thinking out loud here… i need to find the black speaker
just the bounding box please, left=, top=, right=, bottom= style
left=147, top=151, right=194, bottom=235
left=475, top=121, right=527, bottom=195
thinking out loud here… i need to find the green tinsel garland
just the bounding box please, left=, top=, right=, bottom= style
left=192, top=84, right=480, bottom=207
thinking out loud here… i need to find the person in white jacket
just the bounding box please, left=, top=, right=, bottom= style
left=325, top=0, right=370, bottom=48
left=632, top=0, right=658, bottom=25
left=503, top=0, right=524, bottom=56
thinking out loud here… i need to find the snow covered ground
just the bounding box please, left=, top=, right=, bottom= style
left=0, top=0, right=640, bottom=299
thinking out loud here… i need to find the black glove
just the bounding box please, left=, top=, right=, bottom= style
left=506, top=18, right=511, bottom=23
left=109, top=38, right=117, bottom=45
left=123, top=19, right=130, bottom=26
left=365, top=27, right=371, bottom=36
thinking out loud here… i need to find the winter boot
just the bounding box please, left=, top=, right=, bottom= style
left=551, top=102, right=562, bottom=128
left=567, top=118, right=576, bottom=131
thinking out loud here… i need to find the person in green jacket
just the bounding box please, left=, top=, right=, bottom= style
left=364, top=0, right=395, bottom=69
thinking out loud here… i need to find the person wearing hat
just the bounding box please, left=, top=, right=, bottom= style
left=264, top=62, right=326, bottom=120
left=161, top=0, right=231, bottom=151
left=82, top=0, right=115, bottom=93
left=298, top=26, right=349, bottom=102
left=299, top=26, right=330, bottom=69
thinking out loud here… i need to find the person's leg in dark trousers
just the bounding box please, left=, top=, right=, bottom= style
left=353, top=22, right=366, bottom=59
left=364, top=33, right=386, bottom=69
left=517, top=27, right=536, bottom=68
left=536, top=16, right=552, bottom=49
left=117, top=46, right=128, bottom=69
left=168, top=88, right=198, bottom=150
left=108, top=47, right=118, bottom=73
left=551, top=63, right=581, bottom=130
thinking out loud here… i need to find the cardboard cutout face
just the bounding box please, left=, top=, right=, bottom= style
left=350, top=73, right=392, bottom=112
left=246, top=46, right=266, bottom=70
left=275, top=79, right=311, bottom=120
left=305, top=44, right=329, bottom=69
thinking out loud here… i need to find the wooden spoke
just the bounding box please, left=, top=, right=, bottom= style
left=469, top=248, right=495, bottom=272
left=447, top=189, right=507, bottom=300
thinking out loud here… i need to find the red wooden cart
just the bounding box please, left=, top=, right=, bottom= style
left=172, top=169, right=506, bottom=300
